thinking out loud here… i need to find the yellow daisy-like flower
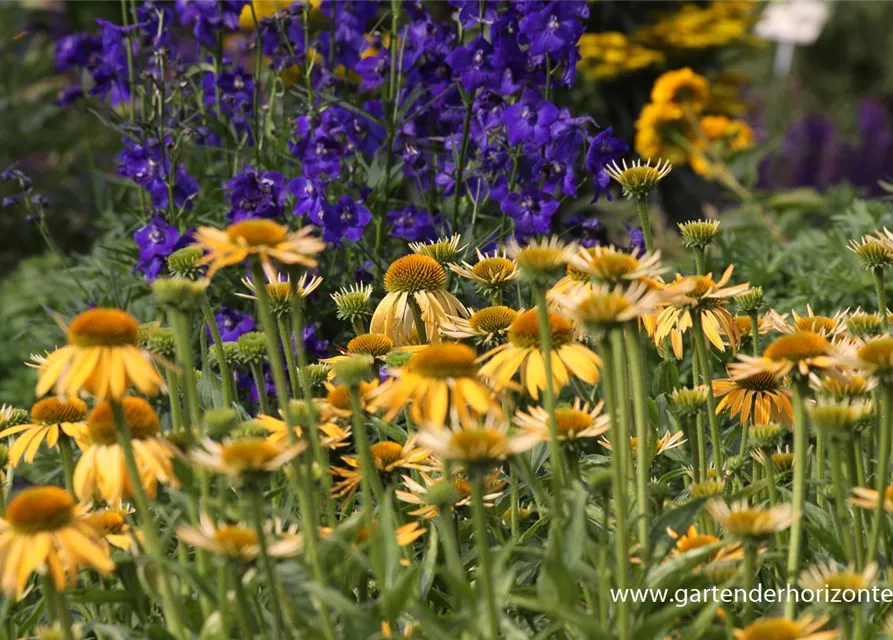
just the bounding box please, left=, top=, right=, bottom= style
left=370, top=254, right=467, bottom=345
left=177, top=516, right=301, bottom=562
left=440, top=306, right=520, bottom=347
left=634, top=101, right=693, bottom=165
left=322, top=379, right=381, bottom=418
left=706, top=499, right=794, bottom=540
left=514, top=398, right=610, bottom=443
left=732, top=314, right=774, bottom=338
left=36, top=308, right=164, bottom=400
left=600, top=430, right=686, bottom=458
left=604, top=158, right=672, bottom=200
left=331, top=437, right=435, bottom=499
left=323, top=519, right=426, bottom=549
left=734, top=331, right=837, bottom=379
left=254, top=413, right=351, bottom=450
left=767, top=305, right=848, bottom=341
left=733, top=615, right=838, bottom=640
left=850, top=485, right=893, bottom=512
left=800, top=561, right=878, bottom=594
left=409, top=234, right=465, bottom=266
left=713, top=364, right=793, bottom=426
left=666, top=525, right=742, bottom=563
left=839, top=336, right=893, bottom=376
left=654, top=265, right=749, bottom=358
left=0, top=485, right=114, bottom=598
left=556, top=281, right=681, bottom=331
left=192, top=219, right=324, bottom=278
left=566, top=245, right=665, bottom=286
left=812, top=372, right=876, bottom=399
left=396, top=471, right=506, bottom=520
left=73, top=398, right=181, bottom=505
left=416, top=416, right=540, bottom=466
left=449, top=249, right=518, bottom=299
left=507, top=236, right=579, bottom=284
left=650, top=67, right=710, bottom=113
left=191, top=436, right=305, bottom=478
left=83, top=508, right=140, bottom=551
left=236, top=269, right=323, bottom=313
left=370, top=343, right=499, bottom=428
left=478, top=308, right=602, bottom=400
left=0, top=397, right=88, bottom=466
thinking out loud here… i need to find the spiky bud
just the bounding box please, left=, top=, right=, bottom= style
left=151, top=277, right=209, bottom=311
left=735, top=287, right=765, bottom=315
left=167, top=247, right=205, bottom=279
left=146, top=327, right=177, bottom=359
left=331, top=355, right=374, bottom=386
left=331, top=284, right=372, bottom=323
left=236, top=332, right=268, bottom=365
left=203, top=408, right=241, bottom=438
left=669, top=386, right=709, bottom=417
left=678, top=219, right=721, bottom=251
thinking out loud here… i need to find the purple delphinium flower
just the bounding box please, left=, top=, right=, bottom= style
left=501, top=187, right=558, bottom=239
left=209, top=308, right=256, bottom=343
left=387, top=204, right=439, bottom=242
left=355, top=51, right=390, bottom=90
left=287, top=177, right=324, bottom=218
left=118, top=137, right=200, bottom=210
left=55, top=33, right=101, bottom=70
left=176, top=0, right=246, bottom=47
left=566, top=213, right=607, bottom=248
left=301, top=323, right=330, bottom=361
left=586, top=127, right=628, bottom=201
left=519, top=1, right=582, bottom=58
left=133, top=215, right=186, bottom=280
left=225, top=167, right=285, bottom=222
left=311, top=195, right=372, bottom=245
left=501, top=89, right=559, bottom=146
left=446, top=36, right=496, bottom=92
left=624, top=223, right=646, bottom=256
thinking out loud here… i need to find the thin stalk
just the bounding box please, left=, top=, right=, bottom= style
left=624, top=328, right=650, bottom=557
left=634, top=196, right=653, bottom=254
left=868, top=382, right=893, bottom=565
left=247, top=492, right=286, bottom=639
left=828, top=442, right=854, bottom=562
left=111, top=401, right=187, bottom=637
left=742, top=543, right=756, bottom=623
left=510, top=469, right=520, bottom=540
left=691, top=314, right=724, bottom=469
left=349, top=384, right=385, bottom=582
left=684, top=415, right=701, bottom=483
left=231, top=566, right=256, bottom=637
left=739, top=423, right=750, bottom=459
left=277, top=315, right=301, bottom=399
left=289, top=291, right=328, bottom=479
left=216, top=563, right=229, bottom=639
left=201, top=297, right=234, bottom=407
left=42, top=575, right=75, bottom=640
left=169, top=309, right=202, bottom=427
left=471, top=470, right=500, bottom=640
left=764, top=452, right=783, bottom=550
left=848, top=439, right=866, bottom=569
left=816, top=432, right=825, bottom=507
left=250, top=362, right=272, bottom=415
left=748, top=311, right=761, bottom=356
left=164, top=369, right=184, bottom=430
left=599, top=332, right=629, bottom=640
left=58, top=437, right=75, bottom=495
left=452, top=95, right=474, bottom=228
left=785, top=378, right=809, bottom=619
left=874, top=267, right=889, bottom=332
left=533, top=287, right=565, bottom=526
left=694, top=247, right=706, bottom=276
left=407, top=295, right=429, bottom=344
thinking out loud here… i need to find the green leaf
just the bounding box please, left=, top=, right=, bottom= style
left=652, top=359, right=681, bottom=396
left=648, top=498, right=706, bottom=561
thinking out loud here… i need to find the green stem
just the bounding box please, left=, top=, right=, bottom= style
left=471, top=471, right=500, bottom=640
left=407, top=295, right=429, bottom=344
left=785, top=378, right=809, bottom=619
left=634, top=196, right=653, bottom=254
left=742, top=543, right=756, bottom=623
left=691, top=314, right=724, bottom=469
left=164, top=369, right=184, bottom=431
left=248, top=491, right=286, bottom=639
left=624, top=328, right=650, bottom=557
left=58, top=436, right=75, bottom=495
left=828, top=442, right=854, bottom=562
left=452, top=95, right=474, bottom=228
left=533, top=288, right=565, bottom=526
left=600, top=332, right=629, bottom=640
left=694, top=248, right=706, bottom=276
left=201, top=296, right=234, bottom=408
left=278, top=315, right=301, bottom=399
left=868, top=383, right=893, bottom=565
left=111, top=401, right=187, bottom=637
left=216, top=563, right=229, bottom=639
left=748, top=311, right=761, bottom=356
left=250, top=362, right=272, bottom=415
left=231, top=565, right=256, bottom=637
left=874, top=267, right=889, bottom=332
left=739, top=422, right=750, bottom=459
left=169, top=310, right=202, bottom=427
left=685, top=415, right=701, bottom=483
left=349, top=383, right=385, bottom=582
left=848, top=439, right=866, bottom=569
left=42, top=575, right=75, bottom=640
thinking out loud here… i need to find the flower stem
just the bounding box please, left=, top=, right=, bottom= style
left=785, top=378, right=809, bottom=619
left=599, top=331, right=629, bottom=640
left=231, top=565, right=256, bottom=637
left=201, top=296, right=234, bottom=407
left=816, top=431, right=825, bottom=507
left=742, top=543, right=756, bottom=623
left=471, top=470, right=500, bottom=640
left=277, top=316, right=301, bottom=399
left=169, top=309, right=202, bottom=428
left=868, top=382, right=892, bottom=565
left=452, top=94, right=474, bottom=229
left=634, top=196, right=653, bottom=254
left=874, top=267, right=889, bottom=332
left=41, top=575, right=75, bottom=640
left=828, top=441, right=854, bottom=562
left=164, top=369, right=184, bottom=431
left=349, top=383, right=385, bottom=582
left=249, top=362, right=271, bottom=415
left=407, top=295, right=429, bottom=344
left=110, top=400, right=187, bottom=637
left=623, top=328, right=650, bottom=558
left=533, top=287, right=565, bottom=526
left=848, top=439, right=866, bottom=569
left=694, top=247, right=706, bottom=276
left=748, top=311, right=760, bottom=356
left=247, top=490, right=286, bottom=639
left=58, top=436, right=75, bottom=495
left=691, top=313, right=724, bottom=469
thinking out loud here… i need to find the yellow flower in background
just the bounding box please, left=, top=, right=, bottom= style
left=396, top=471, right=506, bottom=520
left=417, top=416, right=540, bottom=466
left=238, top=0, right=300, bottom=30
left=651, top=68, right=710, bottom=113
left=255, top=412, right=352, bottom=450
left=0, top=486, right=114, bottom=598
left=323, top=379, right=380, bottom=417
left=370, top=343, right=499, bottom=429
left=331, top=437, right=435, bottom=499
left=690, top=115, right=754, bottom=177
left=192, top=436, right=305, bottom=478
left=84, top=508, right=140, bottom=551
left=636, top=1, right=759, bottom=51
left=0, top=397, right=87, bottom=466
left=634, top=101, right=693, bottom=165
left=514, top=398, right=610, bottom=444
left=177, top=515, right=301, bottom=562
left=735, top=331, right=837, bottom=379
left=478, top=308, right=602, bottom=400
left=577, top=32, right=665, bottom=82
left=706, top=499, right=794, bottom=540
left=193, top=220, right=324, bottom=278
left=713, top=364, right=793, bottom=426
left=733, top=615, right=838, bottom=640
left=440, top=306, right=520, bottom=347
left=36, top=308, right=164, bottom=400
left=74, top=398, right=181, bottom=505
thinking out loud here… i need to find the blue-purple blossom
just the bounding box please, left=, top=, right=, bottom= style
left=225, top=167, right=286, bottom=222
left=519, top=2, right=582, bottom=58
left=133, top=215, right=191, bottom=280
left=387, top=205, right=439, bottom=242
left=210, top=308, right=256, bottom=343
left=624, top=223, right=646, bottom=256
left=566, top=213, right=607, bottom=248
left=287, top=177, right=324, bottom=218
left=586, top=127, right=628, bottom=201
left=501, top=90, right=559, bottom=146
left=501, top=187, right=558, bottom=239
left=118, top=137, right=200, bottom=210
left=176, top=0, right=246, bottom=47
left=311, top=195, right=372, bottom=245
left=446, top=36, right=496, bottom=92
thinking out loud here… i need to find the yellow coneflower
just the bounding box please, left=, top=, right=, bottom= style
left=177, top=515, right=301, bottom=562
left=191, top=437, right=305, bottom=478
left=416, top=416, right=540, bottom=467
left=733, top=615, right=838, bottom=640
left=666, top=525, right=742, bottom=562
left=566, top=245, right=665, bottom=286
left=370, top=343, right=499, bottom=428
left=734, top=331, right=837, bottom=379
left=236, top=269, right=323, bottom=314
left=600, top=430, right=686, bottom=457
left=840, top=336, right=893, bottom=376
left=654, top=265, right=749, bottom=358
left=507, top=236, right=578, bottom=285
left=331, top=437, right=435, bottom=499
left=713, top=364, right=793, bottom=426
left=751, top=446, right=796, bottom=473
left=449, top=249, right=518, bottom=299
left=409, top=233, right=465, bottom=265
left=850, top=485, right=893, bottom=512
left=192, top=219, right=324, bottom=278
left=807, top=398, right=874, bottom=437
left=370, top=254, right=467, bottom=345
left=732, top=314, right=774, bottom=338
left=0, top=397, right=87, bottom=466
left=478, top=308, right=602, bottom=400
left=36, top=308, right=164, bottom=400
left=706, top=499, right=794, bottom=540
left=84, top=508, right=140, bottom=551
left=800, top=561, right=878, bottom=594
left=0, top=485, right=114, bottom=598
left=395, top=471, right=506, bottom=519
left=345, top=333, right=394, bottom=360
left=322, top=519, right=426, bottom=549
left=73, top=398, right=181, bottom=505
left=605, top=158, right=672, bottom=200
left=556, top=281, right=679, bottom=332
left=255, top=413, right=351, bottom=450
left=846, top=310, right=886, bottom=340
left=323, top=379, right=380, bottom=418
left=514, top=398, right=610, bottom=443
left=767, top=305, right=848, bottom=341
left=848, top=233, right=893, bottom=271
left=440, top=306, right=519, bottom=347
left=812, top=372, right=876, bottom=399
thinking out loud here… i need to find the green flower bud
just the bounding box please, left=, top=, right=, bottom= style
left=167, top=247, right=205, bottom=279
left=231, top=420, right=269, bottom=439
left=151, top=277, right=209, bottom=311
left=669, top=386, right=708, bottom=417
left=331, top=284, right=373, bottom=323
left=678, top=219, right=721, bottom=251
left=384, top=350, right=412, bottom=369
left=331, top=355, right=374, bottom=386
left=146, top=327, right=177, bottom=359
left=409, top=234, right=464, bottom=266
left=236, top=332, right=268, bottom=365
left=426, top=480, right=462, bottom=507
left=735, top=287, right=765, bottom=315
left=203, top=408, right=241, bottom=438
left=690, top=479, right=725, bottom=499
left=300, top=363, right=330, bottom=390
left=749, top=423, right=784, bottom=450
left=209, top=342, right=239, bottom=368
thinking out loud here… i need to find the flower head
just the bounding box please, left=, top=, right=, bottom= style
left=440, top=306, right=519, bottom=347
left=191, top=437, right=305, bottom=479
left=515, top=398, right=610, bottom=444
left=706, top=499, right=794, bottom=540
left=732, top=615, right=838, bottom=640
left=0, top=397, right=88, bottom=467
left=449, top=250, right=518, bottom=298
left=605, top=158, right=672, bottom=200
left=417, top=416, right=539, bottom=469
